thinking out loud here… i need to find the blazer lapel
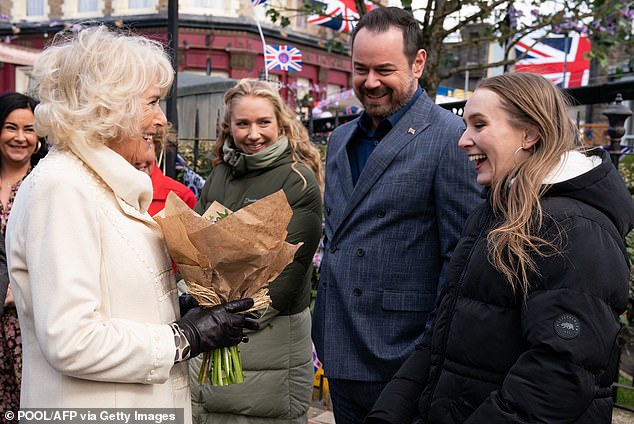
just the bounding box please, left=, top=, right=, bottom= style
left=325, top=121, right=357, bottom=233
left=332, top=126, right=356, bottom=201
left=336, top=94, right=433, bottom=231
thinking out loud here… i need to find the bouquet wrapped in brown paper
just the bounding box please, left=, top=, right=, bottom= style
left=155, top=190, right=301, bottom=385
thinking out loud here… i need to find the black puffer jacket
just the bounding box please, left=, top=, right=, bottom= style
left=367, top=149, right=634, bottom=423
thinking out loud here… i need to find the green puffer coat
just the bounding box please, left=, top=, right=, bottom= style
left=190, top=145, right=322, bottom=424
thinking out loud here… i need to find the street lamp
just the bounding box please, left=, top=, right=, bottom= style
left=602, top=93, right=632, bottom=168
left=165, top=0, right=179, bottom=178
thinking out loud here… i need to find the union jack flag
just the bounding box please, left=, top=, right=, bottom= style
left=251, top=0, right=267, bottom=7
left=514, top=34, right=591, bottom=88
left=307, top=0, right=372, bottom=33
left=265, top=44, right=302, bottom=72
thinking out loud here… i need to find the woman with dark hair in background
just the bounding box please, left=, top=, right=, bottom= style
left=0, top=92, right=47, bottom=422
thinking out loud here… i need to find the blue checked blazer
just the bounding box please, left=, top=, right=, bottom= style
left=312, top=90, right=482, bottom=382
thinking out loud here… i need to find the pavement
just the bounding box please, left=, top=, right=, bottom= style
left=612, top=408, right=634, bottom=423
left=308, top=386, right=335, bottom=424
left=308, top=403, right=335, bottom=424
left=306, top=397, right=634, bottom=424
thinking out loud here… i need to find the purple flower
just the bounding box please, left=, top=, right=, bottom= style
left=620, top=7, right=634, bottom=20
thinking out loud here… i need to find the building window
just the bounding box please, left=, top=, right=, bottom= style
left=62, top=0, right=104, bottom=17
left=112, top=0, right=156, bottom=15
left=327, top=84, right=343, bottom=98
left=129, top=0, right=153, bottom=7
left=78, top=0, right=99, bottom=12
left=297, top=77, right=310, bottom=99
left=180, top=0, right=230, bottom=16
left=17, top=67, right=35, bottom=96
left=27, top=0, right=45, bottom=16
left=13, top=0, right=46, bottom=20
left=190, top=0, right=214, bottom=6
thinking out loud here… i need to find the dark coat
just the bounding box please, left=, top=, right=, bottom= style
left=193, top=147, right=322, bottom=315
left=191, top=146, right=323, bottom=423
left=367, top=149, right=634, bottom=423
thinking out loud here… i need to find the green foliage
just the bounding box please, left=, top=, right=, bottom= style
left=619, top=154, right=634, bottom=195
left=262, top=1, right=634, bottom=97
left=619, top=156, right=634, bottom=349
left=264, top=8, right=291, bottom=27
left=616, top=375, right=634, bottom=408
left=215, top=209, right=232, bottom=220
left=177, top=139, right=216, bottom=181
left=585, top=0, right=634, bottom=68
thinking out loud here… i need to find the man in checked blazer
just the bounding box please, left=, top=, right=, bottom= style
left=311, top=7, right=482, bottom=423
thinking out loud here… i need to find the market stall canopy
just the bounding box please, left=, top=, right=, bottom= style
left=313, top=88, right=363, bottom=118
left=0, top=43, right=41, bottom=66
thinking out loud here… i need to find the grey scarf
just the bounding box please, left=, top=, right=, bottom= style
left=222, top=135, right=289, bottom=175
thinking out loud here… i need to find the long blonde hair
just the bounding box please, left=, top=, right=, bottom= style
left=214, top=79, right=323, bottom=190
left=479, top=73, right=582, bottom=295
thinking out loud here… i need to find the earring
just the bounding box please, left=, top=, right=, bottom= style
left=513, top=145, right=525, bottom=166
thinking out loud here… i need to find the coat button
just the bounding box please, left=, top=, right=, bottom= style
left=352, top=288, right=362, bottom=296
left=326, top=207, right=331, bottom=215
left=377, top=208, right=385, bottom=218
left=356, top=248, right=365, bottom=257
left=330, top=246, right=337, bottom=253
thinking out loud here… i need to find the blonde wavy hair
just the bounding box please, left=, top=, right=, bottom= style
left=479, top=73, right=582, bottom=296
left=31, top=25, right=174, bottom=150
left=214, top=78, right=323, bottom=191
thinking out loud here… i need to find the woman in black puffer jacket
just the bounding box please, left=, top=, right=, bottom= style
left=366, top=73, right=634, bottom=424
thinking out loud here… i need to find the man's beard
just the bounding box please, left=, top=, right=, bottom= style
left=356, top=77, right=417, bottom=121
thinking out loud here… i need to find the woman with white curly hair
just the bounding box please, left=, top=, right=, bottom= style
left=5, top=26, right=256, bottom=418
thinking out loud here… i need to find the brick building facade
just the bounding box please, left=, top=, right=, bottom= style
left=0, top=0, right=356, bottom=108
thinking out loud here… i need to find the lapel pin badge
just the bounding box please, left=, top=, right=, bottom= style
left=408, top=128, right=416, bottom=135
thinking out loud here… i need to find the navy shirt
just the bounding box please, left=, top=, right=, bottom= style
left=347, top=87, right=422, bottom=185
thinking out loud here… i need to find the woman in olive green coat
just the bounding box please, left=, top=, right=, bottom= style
left=190, top=78, right=323, bottom=424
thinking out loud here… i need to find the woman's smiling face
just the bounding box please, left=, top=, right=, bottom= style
left=230, top=95, right=280, bottom=155
left=107, top=85, right=166, bottom=165
left=0, top=108, right=38, bottom=167
left=458, top=88, right=532, bottom=186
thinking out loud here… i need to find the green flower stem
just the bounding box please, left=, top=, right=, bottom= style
left=198, top=346, right=245, bottom=386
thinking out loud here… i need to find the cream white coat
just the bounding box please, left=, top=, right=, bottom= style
left=6, top=145, right=190, bottom=419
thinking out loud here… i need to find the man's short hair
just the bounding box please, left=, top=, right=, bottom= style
left=352, top=7, right=423, bottom=64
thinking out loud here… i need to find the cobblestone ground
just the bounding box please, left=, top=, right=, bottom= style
left=308, top=401, right=634, bottom=424
left=308, top=397, right=334, bottom=424
left=612, top=408, right=634, bottom=423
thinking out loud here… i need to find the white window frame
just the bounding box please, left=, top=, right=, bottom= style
left=62, top=0, right=105, bottom=19
left=12, top=0, right=47, bottom=21
left=180, top=0, right=239, bottom=17
left=112, top=0, right=158, bottom=16
left=296, top=77, right=310, bottom=99
left=16, top=67, right=35, bottom=96
left=327, top=84, right=343, bottom=98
